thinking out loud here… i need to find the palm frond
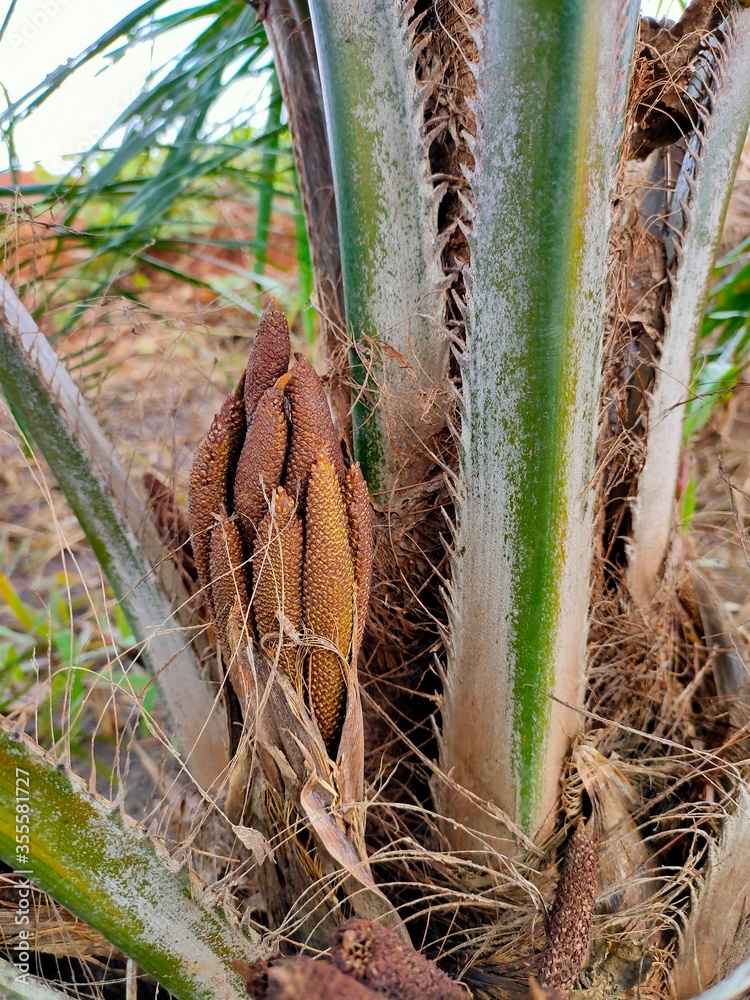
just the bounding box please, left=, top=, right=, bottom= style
left=0, top=721, right=261, bottom=1000
left=627, top=9, right=750, bottom=604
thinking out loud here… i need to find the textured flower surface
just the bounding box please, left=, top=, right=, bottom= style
left=187, top=303, right=372, bottom=755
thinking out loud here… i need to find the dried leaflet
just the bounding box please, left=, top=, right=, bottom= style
left=143, top=471, right=196, bottom=585
left=671, top=785, right=750, bottom=999
left=245, top=300, right=291, bottom=420
left=572, top=744, right=655, bottom=915
left=253, top=487, right=304, bottom=690
left=234, top=382, right=289, bottom=546
left=187, top=374, right=246, bottom=602
left=303, top=454, right=354, bottom=749
left=538, top=826, right=598, bottom=996
left=345, top=463, right=374, bottom=652
left=284, top=355, right=346, bottom=503
left=329, top=918, right=465, bottom=1000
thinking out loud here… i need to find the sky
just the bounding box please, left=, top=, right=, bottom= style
left=0, top=0, right=259, bottom=174
left=0, top=0, right=684, bottom=175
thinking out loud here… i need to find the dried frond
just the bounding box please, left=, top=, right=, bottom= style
left=595, top=151, right=672, bottom=581
left=330, top=918, right=466, bottom=1000
left=682, top=563, right=750, bottom=733
left=245, top=300, right=292, bottom=421
left=303, top=454, right=355, bottom=749
left=254, top=486, right=304, bottom=690
left=671, top=785, right=750, bottom=999
left=570, top=745, right=656, bottom=919
left=284, top=355, right=346, bottom=504
left=628, top=1, right=728, bottom=159
left=187, top=374, right=246, bottom=603
left=0, top=879, right=115, bottom=960
left=345, top=462, right=374, bottom=652
left=234, top=382, right=289, bottom=547
left=537, top=826, right=598, bottom=997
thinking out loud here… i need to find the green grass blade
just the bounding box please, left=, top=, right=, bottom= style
left=0, top=723, right=261, bottom=1000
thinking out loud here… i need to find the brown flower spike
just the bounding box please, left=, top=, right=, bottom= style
left=284, top=355, right=346, bottom=503
left=244, top=301, right=291, bottom=421
left=253, top=487, right=303, bottom=690
left=187, top=374, right=246, bottom=607
left=209, top=508, right=249, bottom=657
left=234, top=381, right=289, bottom=546
left=330, top=918, right=465, bottom=1000
left=264, top=958, right=381, bottom=1000
left=303, top=454, right=355, bottom=748
left=537, top=825, right=598, bottom=996
left=188, top=304, right=373, bottom=759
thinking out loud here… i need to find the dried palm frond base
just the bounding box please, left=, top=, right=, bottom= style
left=317, top=527, right=748, bottom=1000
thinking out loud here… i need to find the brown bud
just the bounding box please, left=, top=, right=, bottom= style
left=254, top=487, right=303, bottom=691
left=283, top=356, right=346, bottom=505
left=303, top=455, right=354, bottom=750
left=330, top=918, right=466, bottom=1000
left=188, top=376, right=246, bottom=608
left=209, top=508, right=249, bottom=657
left=344, top=463, right=374, bottom=652
left=538, top=825, right=598, bottom=996
left=265, top=957, right=381, bottom=1000
left=245, top=301, right=291, bottom=421
left=234, top=383, right=289, bottom=550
